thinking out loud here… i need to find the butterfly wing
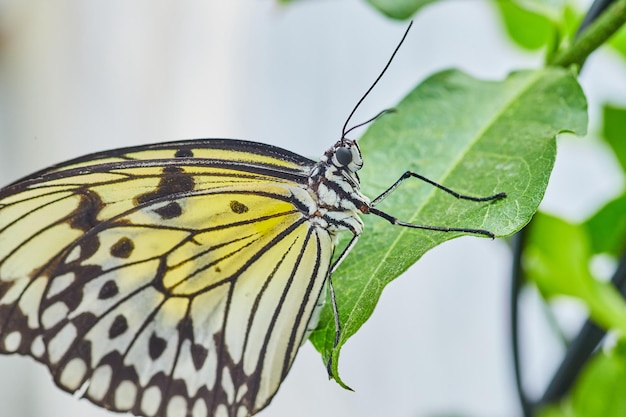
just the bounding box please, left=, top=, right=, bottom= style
left=0, top=139, right=333, bottom=417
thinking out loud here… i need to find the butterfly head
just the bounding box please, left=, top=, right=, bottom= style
left=308, top=138, right=370, bottom=215
left=309, top=138, right=369, bottom=216
left=326, top=139, right=363, bottom=174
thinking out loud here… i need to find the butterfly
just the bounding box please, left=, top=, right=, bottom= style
left=0, top=23, right=504, bottom=417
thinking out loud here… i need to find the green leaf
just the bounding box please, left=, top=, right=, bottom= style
left=524, top=212, right=626, bottom=333
left=524, top=212, right=595, bottom=298
left=609, top=21, right=626, bottom=60
left=581, top=104, right=626, bottom=257
left=494, top=0, right=556, bottom=50
left=537, top=342, right=626, bottom=417
left=507, top=0, right=566, bottom=22
left=366, top=0, right=437, bottom=20
left=569, top=341, right=626, bottom=417
left=309, top=68, right=588, bottom=386
left=537, top=404, right=575, bottom=417
left=584, top=192, right=626, bottom=256
left=602, top=104, right=626, bottom=173
left=492, top=1, right=582, bottom=62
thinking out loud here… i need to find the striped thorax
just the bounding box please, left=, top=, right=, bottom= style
left=307, top=139, right=368, bottom=236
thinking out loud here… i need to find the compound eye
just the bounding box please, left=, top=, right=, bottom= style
left=335, top=146, right=353, bottom=166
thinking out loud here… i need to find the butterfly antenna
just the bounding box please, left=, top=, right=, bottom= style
left=342, top=108, right=396, bottom=139
left=341, top=21, right=413, bottom=141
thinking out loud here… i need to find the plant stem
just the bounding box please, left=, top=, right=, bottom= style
left=550, top=0, right=626, bottom=67
left=510, top=231, right=533, bottom=417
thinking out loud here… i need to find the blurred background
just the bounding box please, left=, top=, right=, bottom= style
left=0, top=0, right=623, bottom=416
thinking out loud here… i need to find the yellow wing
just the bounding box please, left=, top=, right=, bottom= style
left=0, top=139, right=333, bottom=417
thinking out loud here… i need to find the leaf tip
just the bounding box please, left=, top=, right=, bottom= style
left=325, top=350, right=353, bottom=391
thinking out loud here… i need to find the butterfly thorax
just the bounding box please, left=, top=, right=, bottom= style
left=304, top=140, right=369, bottom=235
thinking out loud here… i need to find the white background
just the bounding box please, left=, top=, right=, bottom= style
left=0, top=1, right=624, bottom=416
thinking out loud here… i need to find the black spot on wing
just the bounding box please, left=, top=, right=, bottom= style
left=110, top=237, right=134, bottom=258
left=73, top=235, right=101, bottom=265
left=174, top=149, right=194, bottom=158
left=69, top=190, right=105, bottom=232
left=109, top=315, right=128, bottom=339
left=229, top=200, right=249, bottom=214
left=177, top=315, right=194, bottom=340
left=149, top=333, right=167, bottom=360
left=98, top=280, right=119, bottom=300
left=153, top=201, right=183, bottom=219
left=190, top=343, right=208, bottom=370
left=135, top=166, right=195, bottom=206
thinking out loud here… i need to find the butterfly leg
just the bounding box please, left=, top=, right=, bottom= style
left=326, top=274, right=341, bottom=378
left=369, top=207, right=496, bottom=238
left=330, top=232, right=360, bottom=275
left=325, top=232, right=360, bottom=378
left=371, top=171, right=506, bottom=207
